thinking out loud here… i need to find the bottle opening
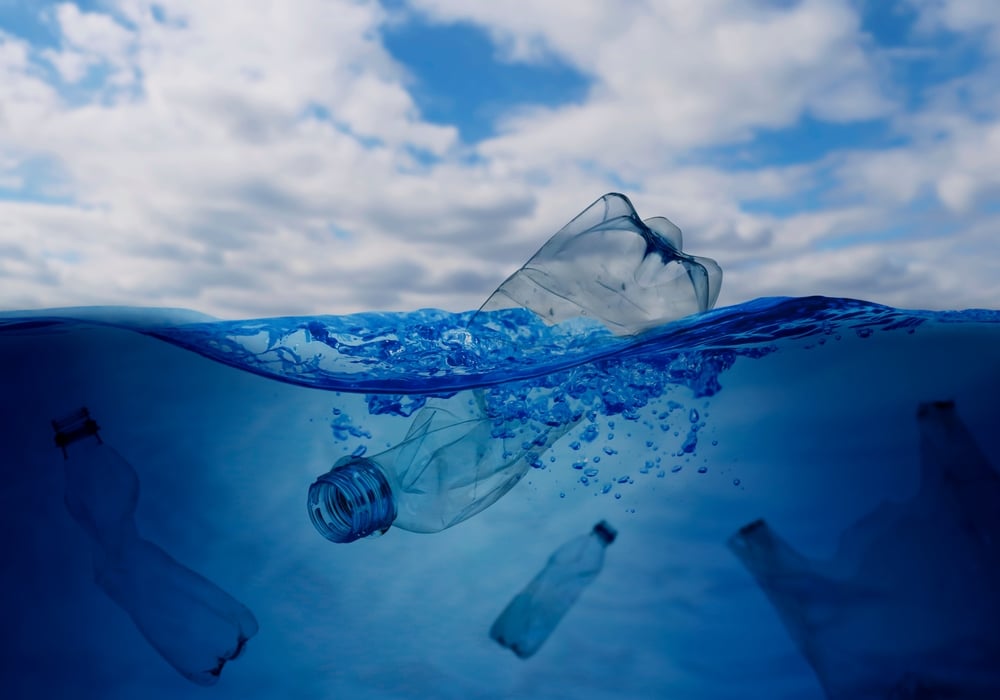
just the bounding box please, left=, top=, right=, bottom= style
left=51, top=406, right=102, bottom=457
left=307, top=458, right=397, bottom=543
left=593, top=520, right=617, bottom=545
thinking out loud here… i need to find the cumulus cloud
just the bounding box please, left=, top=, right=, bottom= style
left=0, top=0, right=997, bottom=317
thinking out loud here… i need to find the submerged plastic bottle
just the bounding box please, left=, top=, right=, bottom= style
left=490, top=521, right=617, bottom=658
left=53, top=408, right=259, bottom=685
left=309, top=393, right=575, bottom=541
left=308, top=193, right=722, bottom=543
left=728, top=401, right=1000, bottom=698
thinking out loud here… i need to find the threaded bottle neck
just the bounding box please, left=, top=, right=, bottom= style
left=308, top=457, right=397, bottom=543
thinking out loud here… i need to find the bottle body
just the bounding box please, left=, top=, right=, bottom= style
left=476, top=193, right=722, bottom=335
left=490, top=521, right=617, bottom=658
left=53, top=408, right=258, bottom=685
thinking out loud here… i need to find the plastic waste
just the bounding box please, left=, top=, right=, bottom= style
left=309, top=193, right=722, bottom=543
left=728, top=400, right=1000, bottom=698
left=477, top=192, right=722, bottom=336
left=53, top=408, right=259, bottom=685
left=490, top=520, right=617, bottom=658
left=309, top=393, right=576, bottom=541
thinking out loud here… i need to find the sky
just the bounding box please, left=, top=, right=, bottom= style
left=0, top=0, right=998, bottom=318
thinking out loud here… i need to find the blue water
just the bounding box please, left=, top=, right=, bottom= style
left=1, top=296, right=998, bottom=698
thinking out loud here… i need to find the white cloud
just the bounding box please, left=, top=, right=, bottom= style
left=908, top=0, right=1000, bottom=51
left=39, top=2, right=135, bottom=82
left=413, top=0, right=893, bottom=174
left=0, top=0, right=997, bottom=318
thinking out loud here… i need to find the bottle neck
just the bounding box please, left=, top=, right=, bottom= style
left=308, top=457, right=397, bottom=543
left=592, top=520, right=617, bottom=546
left=52, top=407, right=103, bottom=458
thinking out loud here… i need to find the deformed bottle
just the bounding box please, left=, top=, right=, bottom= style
left=53, top=407, right=259, bottom=685
left=728, top=401, right=1000, bottom=698
left=308, top=193, right=722, bottom=544
left=476, top=192, right=722, bottom=336
left=309, top=393, right=575, bottom=541
left=490, top=520, right=617, bottom=658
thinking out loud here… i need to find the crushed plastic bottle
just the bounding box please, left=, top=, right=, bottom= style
left=477, top=192, right=722, bottom=336
left=490, top=520, right=617, bottom=658
left=308, top=193, right=721, bottom=543
left=309, top=393, right=575, bottom=540
left=53, top=408, right=259, bottom=685
left=728, top=401, right=1000, bottom=698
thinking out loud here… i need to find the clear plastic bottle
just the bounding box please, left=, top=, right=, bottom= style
left=308, top=394, right=574, bottom=541
left=728, top=401, right=1000, bottom=698
left=476, top=192, right=722, bottom=336
left=490, top=520, right=617, bottom=658
left=53, top=408, right=259, bottom=685
left=308, top=193, right=722, bottom=544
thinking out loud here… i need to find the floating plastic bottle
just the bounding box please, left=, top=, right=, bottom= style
left=728, top=401, right=1000, bottom=698
left=309, top=193, right=722, bottom=543
left=477, top=192, right=722, bottom=336
left=490, top=521, right=617, bottom=658
left=53, top=408, right=259, bottom=685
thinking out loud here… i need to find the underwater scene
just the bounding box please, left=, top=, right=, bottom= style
left=1, top=195, right=999, bottom=699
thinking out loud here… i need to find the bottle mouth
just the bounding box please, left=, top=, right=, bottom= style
left=307, top=458, right=397, bottom=543
left=52, top=407, right=103, bottom=457
left=593, top=520, right=617, bottom=545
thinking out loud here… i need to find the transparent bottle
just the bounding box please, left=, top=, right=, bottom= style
left=308, top=193, right=722, bottom=544
left=476, top=192, right=722, bottom=336
left=490, top=520, right=617, bottom=658
left=53, top=408, right=259, bottom=685
left=728, top=401, right=1000, bottom=698
left=308, top=393, right=574, bottom=542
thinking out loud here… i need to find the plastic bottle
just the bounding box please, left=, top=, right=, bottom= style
left=490, top=520, right=618, bottom=659
left=490, top=520, right=617, bottom=658
left=308, top=193, right=722, bottom=543
left=476, top=192, right=722, bottom=336
left=728, top=401, right=1000, bottom=698
left=53, top=407, right=259, bottom=685
left=308, top=394, right=575, bottom=541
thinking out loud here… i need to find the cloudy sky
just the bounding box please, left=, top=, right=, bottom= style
left=1, top=0, right=998, bottom=318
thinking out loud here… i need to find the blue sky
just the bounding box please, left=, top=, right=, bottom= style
left=0, top=0, right=998, bottom=316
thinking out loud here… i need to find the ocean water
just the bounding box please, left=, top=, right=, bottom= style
left=1, top=296, right=998, bottom=699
